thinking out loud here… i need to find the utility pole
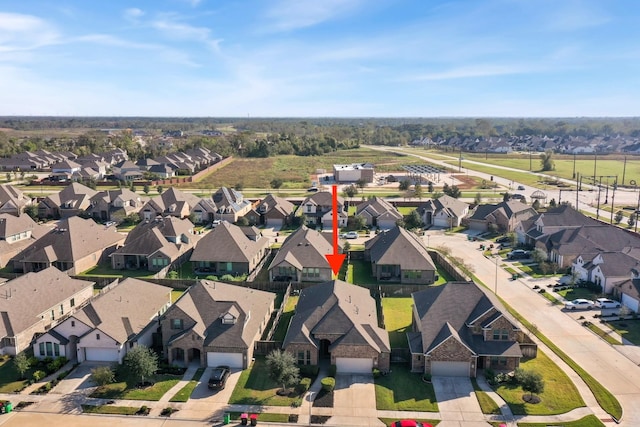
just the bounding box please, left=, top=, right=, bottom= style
left=593, top=153, right=597, bottom=183
left=622, top=156, right=627, bottom=185
left=572, top=152, right=576, bottom=179
left=610, top=178, right=617, bottom=224
left=596, top=177, right=602, bottom=220
left=575, top=172, right=580, bottom=210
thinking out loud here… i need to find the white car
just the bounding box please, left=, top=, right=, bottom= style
left=564, top=298, right=595, bottom=310
left=341, top=231, right=359, bottom=239
left=595, top=298, right=621, bottom=309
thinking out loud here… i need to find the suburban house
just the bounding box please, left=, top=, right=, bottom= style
left=282, top=279, right=390, bottom=373
left=34, top=278, right=171, bottom=363
left=209, top=187, right=253, bottom=223
left=140, top=187, right=202, bottom=220
left=515, top=205, right=599, bottom=246
left=50, top=159, right=82, bottom=180
left=110, top=216, right=197, bottom=273
left=112, top=160, right=143, bottom=181
left=190, top=221, right=269, bottom=278
left=364, top=227, right=437, bottom=284
left=355, top=197, right=402, bottom=229
left=268, top=226, right=337, bottom=282
left=0, top=213, right=48, bottom=268
left=467, top=200, right=537, bottom=233
left=1, top=267, right=94, bottom=356
left=86, top=188, right=147, bottom=223
left=244, top=194, right=296, bottom=228
left=299, top=191, right=347, bottom=228
left=572, top=250, right=640, bottom=294
left=0, top=184, right=32, bottom=216
left=333, top=163, right=375, bottom=183
left=613, top=270, right=640, bottom=312
left=11, top=216, right=126, bottom=274
left=408, top=282, right=532, bottom=377
left=135, top=158, right=161, bottom=171
left=161, top=280, right=275, bottom=368
left=38, top=182, right=98, bottom=219
left=148, top=163, right=175, bottom=179
left=417, top=195, right=470, bottom=228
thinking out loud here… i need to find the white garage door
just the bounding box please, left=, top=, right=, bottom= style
left=85, top=347, right=119, bottom=362
left=207, top=352, right=243, bottom=368
left=266, top=218, right=283, bottom=227
left=431, top=361, right=470, bottom=377
left=335, top=357, right=373, bottom=374
left=622, top=294, right=639, bottom=313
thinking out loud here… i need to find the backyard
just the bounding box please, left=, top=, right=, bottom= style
left=381, top=297, right=413, bottom=348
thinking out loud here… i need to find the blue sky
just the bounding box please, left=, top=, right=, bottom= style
left=0, top=0, right=638, bottom=117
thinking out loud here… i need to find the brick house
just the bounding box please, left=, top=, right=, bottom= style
left=408, top=282, right=533, bottom=377
left=283, top=280, right=390, bottom=374
left=467, top=200, right=536, bottom=233
left=355, top=197, right=402, bottom=230
left=0, top=213, right=48, bottom=268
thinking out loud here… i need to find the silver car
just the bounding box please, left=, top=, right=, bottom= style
left=595, top=298, right=621, bottom=309
left=564, top=298, right=594, bottom=310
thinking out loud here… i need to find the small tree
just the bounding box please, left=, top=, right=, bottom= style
left=342, top=184, right=357, bottom=199
left=91, top=365, right=115, bottom=386
left=628, top=213, right=637, bottom=228
left=398, top=179, right=411, bottom=191
left=270, top=178, right=283, bottom=193
left=355, top=178, right=367, bottom=192
left=124, top=345, right=158, bottom=385
left=427, top=181, right=434, bottom=193
left=614, top=210, right=624, bottom=224
left=235, top=182, right=244, bottom=191
left=157, top=185, right=164, bottom=194
left=414, top=183, right=423, bottom=200
left=266, top=349, right=300, bottom=393
left=474, top=192, right=482, bottom=205
left=532, top=199, right=541, bottom=210
left=143, top=184, right=150, bottom=195
left=24, top=204, right=39, bottom=220
left=402, top=210, right=423, bottom=230
left=531, top=248, right=547, bottom=265
left=540, top=150, right=555, bottom=171
left=13, top=352, right=30, bottom=380
left=521, top=370, right=545, bottom=401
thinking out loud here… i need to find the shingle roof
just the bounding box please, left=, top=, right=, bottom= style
left=190, top=221, right=268, bottom=263
left=74, top=278, right=170, bottom=344
left=356, top=197, right=402, bottom=220
left=0, top=267, right=94, bottom=339
left=283, top=280, right=390, bottom=353
left=268, top=226, right=334, bottom=271
left=113, top=216, right=195, bottom=258
left=43, top=182, right=98, bottom=210
left=365, top=227, right=436, bottom=271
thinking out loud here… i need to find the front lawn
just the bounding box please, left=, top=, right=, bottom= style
left=0, top=355, right=31, bottom=393
left=380, top=418, right=440, bottom=426
left=471, top=378, right=501, bottom=415
left=493, top=351, right=585, bottom=415
left=375, top=364, right=438, bottom=412
left=556, top=287, right=600, bottom=301
left=606, top=319, right=640, bottom=345
left=228, top=357, right=305, bottom=407
left=90, top=367, right=182, bottom=401
left=169, top=368, right=205, bottom=402
left=82, top=404, right=142, bottom=415
left=381, top=298, right=413, bottom=348
left=272, top=296, right=298, bottom=342
left=517, top=414, right=605, bottom=427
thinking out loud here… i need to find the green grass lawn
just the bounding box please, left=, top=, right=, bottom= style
left=228, top=357, right=304, bottom=406
left=272, top=296, right=298, bottom=342
left=169, top=368, right=205, bottom=402
left=90, top=372, right=182, bottom=401
left=381, top=297, right=413, bottom=348
left=606, top=319, right=640, bottom=345
left=556, top=287, right=601, bottom=301
left=470, top=378, right=501, bottom=415
left=78, top=263, right=156, bottom=279
left=517, top=414, right=605, bottom=427
left=227, top=412, right=292, bottom=423
left=585, top=323, right=621, bottom=345
left=0, top=355, right=31, bottom=393
left=494, top=351, right=585, bottom=415
left=82, top=404, right=142, bottom=415
left=375, top=364, right=438, bottom=412
left=171, top=290, right=185, bottom=303
left=380, top=418, right=440, bottom=426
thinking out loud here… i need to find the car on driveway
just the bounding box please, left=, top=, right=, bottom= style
left=391, top=421, right=433, bottom=427
left=208, top=366, right=230, bottom=390
left=565, top=298, right=595, bottom=310
left=495, top=236, right=510, bottom=244
left=595, top=298, right=621, bottom=309
left=341, top=231, right=359, bottom=239
left=507, top=249, right=530, bottom=260
left=517, top=185, right=526, bottom=190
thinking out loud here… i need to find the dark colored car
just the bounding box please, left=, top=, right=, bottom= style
left=507, top=249, right=530, bottom=260
left=391, top=421, right=433, bottom=427
left=208, top=366, right=230, bottom=390
left=495, top=236, right=510, bottom=244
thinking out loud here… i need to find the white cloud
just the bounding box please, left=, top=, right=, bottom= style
left=0, top=13, right=60, bottom=53
left=152, top=17, right=221, bottom=51
left=264, top=0, right=365, bottom=32
left=408, top=64, right=542, bottom=81
left=123, top=8, right=145, bottom=23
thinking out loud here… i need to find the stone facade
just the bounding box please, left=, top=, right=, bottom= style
left=426, top=337, right=477, bottom=377
left=284, top=341, right=390, bottom=372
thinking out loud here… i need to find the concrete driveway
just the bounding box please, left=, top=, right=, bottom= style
left=431, top=376, right=490, bottom=427
left=51, top=363, right=101, bottom=395
left=331, top=374, right=383, bottom=427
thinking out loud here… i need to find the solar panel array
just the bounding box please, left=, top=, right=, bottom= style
left=402, top=164, right=444, bottom=174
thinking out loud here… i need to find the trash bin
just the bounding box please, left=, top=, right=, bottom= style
left=241, top=413, right=248, bottom=425
left=512, top=273, right=518, bottom=280
left=250, top=413, right=258, bottom=426
left=223, top=413, right=230, bottom=425
left=4, top=402, right=11, bottom=413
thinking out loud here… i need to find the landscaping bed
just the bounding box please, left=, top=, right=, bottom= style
left=312, top=388, right=333, bottom=407
left=82, top=404, right=148, bottom=416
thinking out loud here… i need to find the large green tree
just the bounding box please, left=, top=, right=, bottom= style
left=124, top=346, right=158, bottom=385
left=540, top=150, right=555, bottom=171
left=266, top=350, right=300, bottom=393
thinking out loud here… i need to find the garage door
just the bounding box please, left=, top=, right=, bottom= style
left=335, top=357, right=373, bottom=374
left=85, top=347, right=119, bottom=362
left=266, top=218, right=283, bottom=227
left=207, top=352, right=243, bottom=368
left=622, top=294, right=639, bottom=313
left=431, top=361, right=470, bottom=377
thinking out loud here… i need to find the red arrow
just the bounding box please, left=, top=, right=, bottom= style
left=325, top=184, right=346, bottom=276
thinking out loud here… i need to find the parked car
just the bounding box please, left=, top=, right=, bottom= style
left=341, top=231, right=359, bottom=239
left=565, top=298, right=595, bottom=310
left=391, top=421, right=433, bottom=427
left=595, top=298, right=621, bottom=309
left=517, top=185, right=526, bottom=190
left=507, top=249, right=530, bottom=260
left=495, top=236, right=510, bottom=244
left=208, top=366, right=230, bottom=390
left=307, top=187, right=319, bottom=192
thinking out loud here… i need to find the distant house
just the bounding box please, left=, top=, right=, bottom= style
left=355, top=197, right=402, bottom=229
left=417, top=195, right=470, bottom=228
left=161, top=280, right=275, bottom=368
left=209, top=187, right=253, bottom=223
left=148, top=164, right=175, bottom=179
left=1, top=267, right=94, bottom=355
left=283, top=280, right=390, bottom=373
left=11, top=216, right=126, bottom=274
left=268, top=226, right=338, bottom=282
left=245, top=194, right=296, bottom=228
left=408, top=282, right=533, bottom=377
left=190, top=221, right=269, bottom=278
left=299, top=191, right=346, bottom=228
left=112, top=160, right=143, bottom=181
left=0, top=184, right=33, bottom=216
left=573, top=251, right=640, bottom=294
left=111, top=216, right=197, bottom=273
left=86, top=188, right=146, bottom=223
left=333, top=163, right=375, bottom=183
left=38, top=182, right=98, bottom=219
left=467, top=201, right=536, bottom=233
left=140, top=187, right=202, bottom=220
left=50, top=159, right=82, bottom=180
left=516, top=205, right=598, bottom=246
left=0, top=213, right=48, bottom=268
left=364, top=227, right=437, bottom=284
left=613, top=271, right=640, bottom=312
left=135, top=158, right=161, bottom=171
left=34, top=278, right=171, bottom=363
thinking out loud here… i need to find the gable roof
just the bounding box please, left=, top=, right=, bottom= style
left=211, top=187, right=251, bottom=213
left=113, top=216, right=195, bottom=258
left=301, top=191, right=344, bottom=209
left=283, top=280, right=389, bottom=353
left=365, top=227, right=436, bottom=271
left=469, top=200, right=536, bottom=221
left=268, top=226, right=334, bottom=271
left=356, top=197, right=402, bottom=220
left=0, top=184, right=31, bottom=214
left=74, top=278, right=170, bottom=344
left=257, top=194, right=295, bottom=217
left=0, top=267, right=94, bottom=339
left=142, top=187, right=202, bottom=215
left=43, top=182, right=98, bottom=210
left=190, top=221, right=268, bottom=263
left=417, top=195, right=469, bottom=218
left=167, top=280, right=274, bottom=349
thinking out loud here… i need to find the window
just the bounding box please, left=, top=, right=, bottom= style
left=46, top=342, right=53, bottom=356
left=492, top=329, right=509, bottom=340
left=70, top=298, right=75, bottom=307
left=39, top=342, right=45, bottom=356
left=172, top=319, right=184, bottom=330
left=297, top=351, right=305, bottom=365
left=302, top=267, right=320, bottom=278
left=50, top=310, right=55, bottom=321
left=54, top=343, right=60, bottom=357
left=71, top=321, right=75, bottom=327
left=490, top=356, right=508, bottom=367
left=96, top=333, right=100, bottom=340
left=60, top=304, right=64, bottom=315
left=226, top=262, right=232, bottom=272
left=306, top=350, right=311, bottom=364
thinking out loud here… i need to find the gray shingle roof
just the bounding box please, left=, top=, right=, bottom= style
left=190, top=221, right=269, bottom=263
left=365, top=227, right=436, bottom=271
left=268, top=226, right=334, bottom=271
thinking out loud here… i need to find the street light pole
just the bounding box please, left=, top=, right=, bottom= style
left=308, top=391, right=314, bottom=426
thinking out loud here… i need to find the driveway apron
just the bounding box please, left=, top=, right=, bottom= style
left=331, top=374, right=383, bottom=426
left=432, top=376, right=490, bottom=427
